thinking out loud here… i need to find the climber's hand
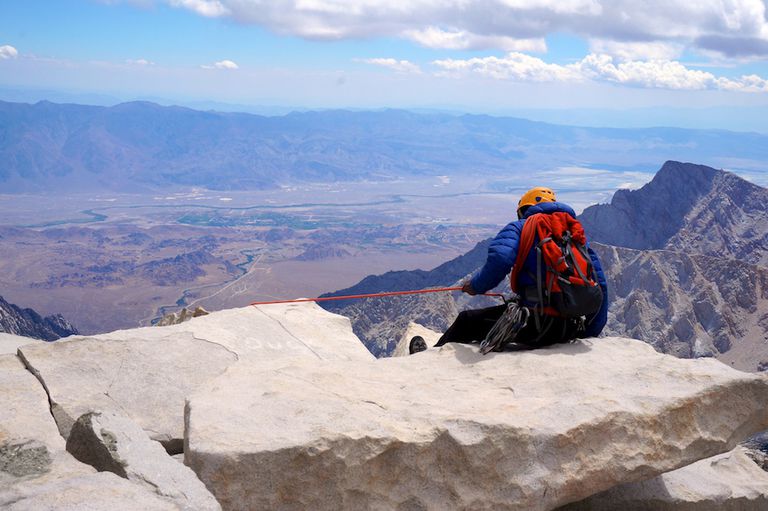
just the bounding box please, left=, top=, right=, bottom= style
left=461, top=280, right=477, bottom=295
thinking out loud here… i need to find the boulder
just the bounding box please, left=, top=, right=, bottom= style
left=66, top=411, right=220, bottom=511
left=391, top=322, right=442, bottom=357
left=18, top=303, right=372, bottom=448
left=185, top=337, right=768, bottom=511
left=561, top=447, right=768, bottom=510
left=18, top=332, right=237, bottom=451
left=0, top=353, right=197, bottom=510
left=0, top=332, right=42, bottom=355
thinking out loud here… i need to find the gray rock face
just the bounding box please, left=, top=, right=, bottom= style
left=563, top=447, right=768, bottom=510
left=666, top=171, right=768, bottom=266
left=593, top=243, right=768, bottom=369
left=66, top=411, right=220, bottom=511
left=0, top=440, right=52, bottom=478
left=156, top=306, right=210, bottom=326
left=580, top=161, right=768, bottom=265
left=579, top=161, right=721, bottom=251
left=185, top=338, right=768, bottom=511
left=0, top=295, right=78, bottom=341
left=18, top=303, right=373, bottom=448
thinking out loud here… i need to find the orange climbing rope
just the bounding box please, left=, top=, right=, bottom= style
left=249, top=287, right=505, bottom=306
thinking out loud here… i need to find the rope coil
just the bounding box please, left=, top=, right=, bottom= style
left=480, top=302, right=529, bottom=354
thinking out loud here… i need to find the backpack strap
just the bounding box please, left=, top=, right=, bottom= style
left=509, top=214, right=541, bottom=294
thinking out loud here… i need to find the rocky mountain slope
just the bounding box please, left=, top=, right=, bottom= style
left=3, top=303, right=768, bottom=510
left=324, top=162, right=768, bottom=370
left=580, top=160, right=768, bottom=265
left=3, top=100, right=768, bottom=193
left=0, top=295, right=78, bottom=341
left=593, top=243, right=768, bottom=366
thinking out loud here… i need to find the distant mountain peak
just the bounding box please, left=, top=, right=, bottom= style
left=608, top=161, right=721, bottom=215
left=580, top=161, right=767, bottom=261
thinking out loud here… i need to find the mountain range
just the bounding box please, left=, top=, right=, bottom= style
left=323, top=161, right=768, bottom=371
left=3, top=100, right=768, bottom=193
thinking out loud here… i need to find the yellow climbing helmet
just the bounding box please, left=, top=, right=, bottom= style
left=517, top=186, right=556, bottom=218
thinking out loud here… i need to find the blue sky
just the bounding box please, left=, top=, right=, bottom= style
left=1, top=0, right=768, bottom=118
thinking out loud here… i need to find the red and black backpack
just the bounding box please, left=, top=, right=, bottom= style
left=510, top=211, right=603, bottom=319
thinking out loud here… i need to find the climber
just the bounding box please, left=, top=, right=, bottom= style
left=433, top=186, right=608, bottom=351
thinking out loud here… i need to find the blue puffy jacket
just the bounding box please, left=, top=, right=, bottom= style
left=470, top=201, right=608, bottom=338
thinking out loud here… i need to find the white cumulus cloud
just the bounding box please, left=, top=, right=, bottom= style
left=0, top=45, right=19, bottom=60
left=126, top=58, right=155, bottom=65
left=404, top=26, right=546, bottom=52
left=432, top=52, right=768, bottom=92
left=360, top=58, right=421, bottom=74
left=588, top=40, right=683, bottom=61
left=169, top=0, right=229, bottom=17
left=201, top=59, right=239, bottom=69
left=433, top=52, right=581, bottom=81
left=154, top=0, right=768, bottom=59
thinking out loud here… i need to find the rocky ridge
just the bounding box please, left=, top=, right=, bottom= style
left=0, top=295, right=78, bottom=341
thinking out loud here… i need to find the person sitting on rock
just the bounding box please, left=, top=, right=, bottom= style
left=434, top=186, right=608, bottom=350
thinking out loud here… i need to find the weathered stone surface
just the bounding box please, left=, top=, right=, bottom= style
left=18, top=303, right=372, bottom=446
left=0, top=332, right=42, bottom=355
left=18, top=333, right=237, bottom=448
left=95, top=302, right=372, bottom=363
left=0, top=354, right=64, bottom=452
left=186, top=337, right=768, bottom=511
left=0, top=357, right=191, bottom=510
left=391, top=321, right=443, bottom=357
left=562, top=447, right=768, bottom=510
left=3, top=471, right=185, bottom=510
left=67, top=411, right=220, bottom=511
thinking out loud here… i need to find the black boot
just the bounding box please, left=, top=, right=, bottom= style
left=409, top=336, right=427, bottom=354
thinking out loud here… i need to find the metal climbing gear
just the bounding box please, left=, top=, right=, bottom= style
left=480, top=301, right=530, bottom=355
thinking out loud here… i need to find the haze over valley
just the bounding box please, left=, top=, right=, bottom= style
left=2, top=100, right=768, bottom=335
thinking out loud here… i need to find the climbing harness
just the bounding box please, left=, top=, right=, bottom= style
left=479, top=301, right=530, bottom=355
